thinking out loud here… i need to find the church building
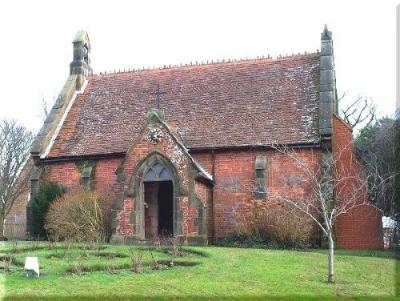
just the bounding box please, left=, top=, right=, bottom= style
left=7, top=27, right=383, bottom=249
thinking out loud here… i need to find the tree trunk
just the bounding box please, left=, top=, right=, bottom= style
left=327, top=231, right=335, bottom=283
left=0, top=213, right=5, bottom=240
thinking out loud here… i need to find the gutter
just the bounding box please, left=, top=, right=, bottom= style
left=40, top=152, right=126, bottom=164
left=188, top=142, right=321, bottom=153
left=39, top=142, right=322, bottom=163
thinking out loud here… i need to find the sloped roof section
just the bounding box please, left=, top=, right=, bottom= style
left=48, top=53, right=321, bottom=158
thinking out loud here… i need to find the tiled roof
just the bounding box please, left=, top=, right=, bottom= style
left=48, top=53, right=321, bottom=158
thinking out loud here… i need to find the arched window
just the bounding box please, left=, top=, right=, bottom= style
left=143, top=161, right=172, bottom=182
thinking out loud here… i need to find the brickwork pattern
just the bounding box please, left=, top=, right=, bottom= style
left=116, top=122, right=209, bottom=237
left=332, top=115, right=383, bottom=249
left=117, top=198, right=135, bottom=236
left=194, top=150, right=321, bottom=237
left=16, top=116, right=382, bottom=249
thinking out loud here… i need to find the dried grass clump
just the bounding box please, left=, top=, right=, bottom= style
left=45, top=190, right=110, bottom=243
left=236, top=200, right=315, bottom=248
left=129, top=248, right=145, bottom=274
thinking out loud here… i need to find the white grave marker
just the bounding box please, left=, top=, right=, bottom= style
left=24, top=257, right=40, bottom=277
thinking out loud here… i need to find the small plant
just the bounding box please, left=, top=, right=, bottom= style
left=169, top=236, right=183, bottom=266
left=62, top=240, right=75, bottom=257
left=68, top=265, right=85, bottom=276
left=76, top=253, right=85, bottom=275
left=149, top=248, right=166, bottom=270
left=46, top=235, right=58, bottom=254
left=129, top=248, right=145, bottom=274
left=105, top=264, right=117, bottom=274
left=152, top=236, right=162, bottom=250
left=2, top=255, right=13, bottom=273
left=31, top=240, right=41, bottom=251
left=46, top=239, right=54, bottom=249
left=11, top=241, right=18, bottom=253
left=93, top=241, right=104, bottom=256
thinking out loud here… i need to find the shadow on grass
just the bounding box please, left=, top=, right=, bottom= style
left=138, top=247, right=210, bottom=258
left=212, top=245, right=398, bottom=260
left=63, top=260, right=200, bottom=275
left=304, top=248, right=398, bottom=259
left=46, top=251, right=129, bottom=260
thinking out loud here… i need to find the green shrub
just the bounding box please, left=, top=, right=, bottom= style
left=31, top=182, right=64, bottom=239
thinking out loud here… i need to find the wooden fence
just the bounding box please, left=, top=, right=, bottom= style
left=4, top=220, right=26, bottom=240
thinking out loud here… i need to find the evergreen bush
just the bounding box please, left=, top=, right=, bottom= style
left=31, top=181, right=64, bottom=239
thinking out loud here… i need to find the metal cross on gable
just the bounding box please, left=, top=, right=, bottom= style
left=150, top=84, right=167, bottom=109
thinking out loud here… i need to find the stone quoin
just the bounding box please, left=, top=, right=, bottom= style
left=6, top=28, right=383, bottom=249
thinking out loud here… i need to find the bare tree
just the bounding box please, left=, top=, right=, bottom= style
left=354, top=118, right=398, bottom=217
left=41, top=95, right=49, bottom=121
left=339, top=93, right=376, bottom=130
left=40, top=94, right=57, bottom=122
left=0, top=119, right=33, bottom=239
left=268, top=145, right=380, bottom=283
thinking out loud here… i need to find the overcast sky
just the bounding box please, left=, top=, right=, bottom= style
left=0, top=0, right=397, bottom=132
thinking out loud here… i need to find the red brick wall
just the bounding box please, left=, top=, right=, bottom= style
left=336, top=205, right=383, bottom=249
left=117, top=197, right=135, bottom=236
left=44, top=161, right=81, bottom=191
left=43, top=158, right=122, bottom=200
left=119, top=124, right=193, bottom=237
left=41, top=123, right=210, bottom=240
left=122, top=132, right=190, bottom=193
left=180, top=196, right=198, bottom=236
left=194, top=116, right=383, bottom=248
left=193, top=149, right=321, bottom=238
left=29, top=115, right=382, bottom=249
left=212, top=151, right=255, bottom=237
left=192, top=153, right=213, bottom=174
left=333, top=114, right=383, bottom=249
left=194, top=181, right=212, bottom=238
left=93, top=158, right=122, bottom=205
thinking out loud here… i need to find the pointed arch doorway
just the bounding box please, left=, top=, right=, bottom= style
left=143, top=161, right=174, bottom=239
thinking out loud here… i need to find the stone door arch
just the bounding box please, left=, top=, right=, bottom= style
left=129, top=152, right=184, bottom=239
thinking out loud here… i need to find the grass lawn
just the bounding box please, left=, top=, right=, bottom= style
left=0, top=241, right=397, bottom=300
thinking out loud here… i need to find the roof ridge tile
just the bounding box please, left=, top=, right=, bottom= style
left=92, top=52, right=320, bottom=77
